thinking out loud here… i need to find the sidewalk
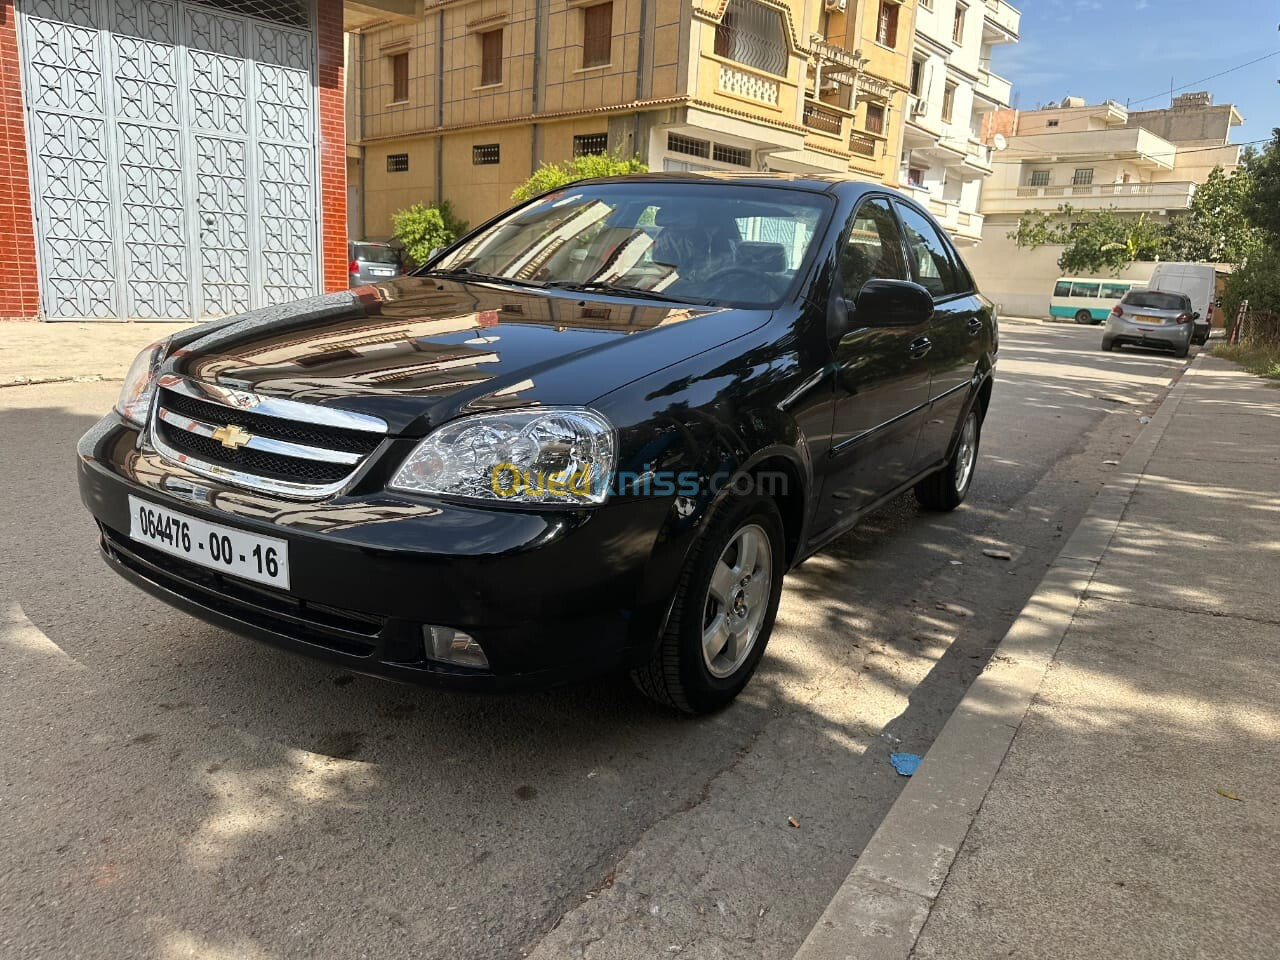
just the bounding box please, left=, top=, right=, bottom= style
left=0, top=320, right=188, bottom=386
left=796, top=354, right=1280, bottom=960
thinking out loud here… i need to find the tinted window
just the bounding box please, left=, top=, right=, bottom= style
left=353, top=244, right=401, bottom=265
left=1070, top=281, right=1100, bottom=298
left=895, top=204, right=961, bottom=298
left=1123, top=291, right=1188, bottom=311
left=840, top=198, right=908, bottom=300
left=1100, top=283, right=1129, bottom=300
left=1053, top=280, right=1072, bottom=298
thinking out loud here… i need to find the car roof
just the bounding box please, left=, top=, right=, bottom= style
left=565, top=171, right=888, bottom=198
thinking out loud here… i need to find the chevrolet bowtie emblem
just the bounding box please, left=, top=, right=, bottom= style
left=211, top=424, right=252, bottom=450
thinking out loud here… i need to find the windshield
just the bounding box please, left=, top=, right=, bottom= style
left=431, top=181, right=833, bottom=307
left=1124, top=291, right=1187, bottom=311
left=353, top=244, right=401, bottom=265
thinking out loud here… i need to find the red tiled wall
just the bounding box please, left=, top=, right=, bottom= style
left=0, top=0, right=40, bottom=320
left=316, top=0, right=347, bottom=293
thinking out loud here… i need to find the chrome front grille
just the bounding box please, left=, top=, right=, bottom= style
left=150, top=375, right=389, bottom=499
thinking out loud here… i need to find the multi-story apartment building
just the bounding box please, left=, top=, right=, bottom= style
left=897, top=0, right=1019, bottom=246
left=968, top=91, right=1243, bottom=316
left=346, top=0, right=920, bottom=236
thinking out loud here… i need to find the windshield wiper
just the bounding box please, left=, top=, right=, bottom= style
left=545, top=281, right=706, bottom=305
left=426, top=267, right=546, bottom=288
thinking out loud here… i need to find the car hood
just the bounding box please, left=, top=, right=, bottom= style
left=166, top=277, right=768, bottom=435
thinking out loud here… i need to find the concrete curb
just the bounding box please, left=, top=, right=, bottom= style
left=791, top=354, right=1204, bottom=960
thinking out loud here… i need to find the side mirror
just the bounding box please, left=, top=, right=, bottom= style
left=855, top=279, right=935, bottom=327
left=1193, top=311, right=1201, bottom=320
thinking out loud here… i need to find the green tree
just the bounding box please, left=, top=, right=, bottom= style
left=1162, top=165, right=1262, bottom=263
left=1242, top=130, right=1280, bottom=247
left=1008, top=203, right=1164, bottom=275
left=511, top=152, right=647, bottom=203
left=391, top=200, right=469, bottom=265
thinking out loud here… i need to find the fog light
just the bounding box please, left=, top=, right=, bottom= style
left=424, top=626, right=489, bottom=670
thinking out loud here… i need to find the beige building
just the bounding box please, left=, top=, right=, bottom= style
left=967, top=92, right=1243, bottom=317
left=345, top=0, right=923, bottom=236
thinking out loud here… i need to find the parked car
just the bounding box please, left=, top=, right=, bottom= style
left=77, top=175, right=997, bottom=713
left=1101, top=289, right=1198, bottom=357
left=1147, top=261, right=1218, bottom=345
left=348, top=240, right=405, bottom=286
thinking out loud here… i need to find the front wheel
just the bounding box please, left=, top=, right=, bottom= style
left=631, top=494, right=785, bottom=713
left=916, top=409, right=980, bottom=512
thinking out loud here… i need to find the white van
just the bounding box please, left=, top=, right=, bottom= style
left=1147, top=263, right=1216, bottom=345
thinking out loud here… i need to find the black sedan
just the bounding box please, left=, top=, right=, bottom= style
left=78, top=174, right=997, bottom=713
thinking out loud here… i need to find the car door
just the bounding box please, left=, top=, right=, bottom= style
left=815, top=196, right=933, bottom=531
left=892, top=202, right=986, bottom=471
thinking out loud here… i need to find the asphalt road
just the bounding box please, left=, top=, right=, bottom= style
left=0, top=322, right=1195, bottom=960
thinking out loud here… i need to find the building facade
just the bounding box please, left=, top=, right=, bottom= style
left=0, top=0, right=360, bottom=321
left=967, top=92, right=1243, bottom=317
left=897, top=0, right=1018, bottom=246
left=347, top=0, right=923, bottom=237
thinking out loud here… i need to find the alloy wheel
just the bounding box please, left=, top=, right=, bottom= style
left=701, top=523, right=773, bottom=679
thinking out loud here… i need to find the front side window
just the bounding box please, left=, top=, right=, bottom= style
left=434, top=182, right=832, bottom=308
left=715, top=0, right=789, bottom=76
left=895, top=203, right=962, bottom=298
left=1053, top=280, right=1072, bottom=298
left=840, top=198, right=908, bottom=301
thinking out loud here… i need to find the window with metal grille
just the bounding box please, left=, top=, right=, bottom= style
left=876, top=1, right=899, bottom=48
left=387, top=153, right=409, bottom=172
left=189, top=0, right=309, bottom=28
left=864, top=103, right=885, bottom=135
left=941, top=81, right=956, bottom=123
left=712, top=144, right=752, bottom=167
left=1073, top=168, right=1094, bottom=186
left=667, top=133, right=710, bottom=158
left=573, top=133, right=609, bottom=157
left=714, top=0, right=789, bottom=77
left=1029, top=170, right=1050, bottom=186
left=390, top=52, right=409, bottom=102
left=473, top=144, right=501, bottom=165
left=1047, top=119, right=1060, bottom=128
left=952, top=3, right=966, bottom=44
left=582, top=3, right=613, bottom=68
left=480, top=29, right=503, bottom=86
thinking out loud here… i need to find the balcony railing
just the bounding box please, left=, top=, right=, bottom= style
left=849, top=131, right=878, bottom=159
left=717, top=62, right=780, bottom=106
left=983, top=181, right=1197, bottom=214
left=803, top=100, right=844, bottom=136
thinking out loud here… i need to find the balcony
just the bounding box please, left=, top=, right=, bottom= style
left=974, top=67, right=1013, bottom=108
left=1001, top=128, right=1177, bottom=169
left=802, top=100, right=846, bottom=138
left=345, top=0, right=418, bottom=31
left=960, top=137, right=993, bottom=175
left=982, top=0, right=1020, bottom=42
left=717, top=61, right=781, bottom=107
left=849, top=130, right=879, bottom=161
left=953, top=209, right=985, bottom=243
left=981, top=181, right=1198, bottom=215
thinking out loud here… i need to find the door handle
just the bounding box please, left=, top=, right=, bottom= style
left=908, top=336, right=932, bottom=359
left=967, top=317, right=983, bottom=337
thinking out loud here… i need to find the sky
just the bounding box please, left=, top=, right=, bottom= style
left=990, top=0, right=1280, bottom=147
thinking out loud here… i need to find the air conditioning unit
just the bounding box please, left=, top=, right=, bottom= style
left=819, top=78, right=840, bottom=94
left=823, top=0, right=847, bottom=11
left=910, top=97, right=927, bottom=117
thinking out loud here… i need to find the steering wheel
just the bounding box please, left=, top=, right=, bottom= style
left=698, top=266, right=784, bottom=301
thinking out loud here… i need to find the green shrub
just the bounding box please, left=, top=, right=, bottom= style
left=391, top=201, right=470, bottom=266
left=511, top=153, right=648, bottom=203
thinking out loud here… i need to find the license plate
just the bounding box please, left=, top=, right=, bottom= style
left=1135, top=314, right=1164, bottom=325
left=128, top=495, right=291, bottom=589
left=371, top=268, right=394, bottom=276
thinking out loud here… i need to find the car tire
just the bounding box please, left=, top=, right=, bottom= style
left=630, top=493, right=785, bottom=714
left=1101, top=339, right=1114, bottom=352
left=915, top=409, right=980, bottom=512
left=1074, top=310, right=1094, bottom=324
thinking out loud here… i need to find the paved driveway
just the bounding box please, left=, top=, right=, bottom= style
left=0, top=323, right=1193, bottom=960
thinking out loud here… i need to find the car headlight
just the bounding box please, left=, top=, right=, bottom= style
left=115, top=339, right=171, bottom=427
left=389, top=408, right=615, bottom=505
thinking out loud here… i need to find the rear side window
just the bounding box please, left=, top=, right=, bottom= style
left=1100, top=283, right=1128, bottom=299
left=895, top=203, right=962, bottom=298
left=1123, top=290, right=1186, bottom=311
left=1053, top=280, right=1072, bottom=297
left=840, top=197, right=909, bottom=300
left=1070, top=281, right=1099, bottom=298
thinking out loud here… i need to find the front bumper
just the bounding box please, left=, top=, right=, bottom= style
left=1105, top=317, right=1193, bottom=351
left=78, top=415, right=676, bottom=688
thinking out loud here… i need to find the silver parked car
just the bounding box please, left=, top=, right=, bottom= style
left=1101, top=289, right=1198, bottom=358
left=348, top=241, right=405, bottom=286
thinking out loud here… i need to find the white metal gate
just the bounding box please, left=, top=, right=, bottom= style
left=17, top=0, right=319, bottom=320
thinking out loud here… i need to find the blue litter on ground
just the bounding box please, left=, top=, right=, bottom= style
left=890, top=752, right=923, bottom=776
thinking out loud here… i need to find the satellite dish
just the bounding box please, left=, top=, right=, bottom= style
left=993, top=133, right=1008, bottom=151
